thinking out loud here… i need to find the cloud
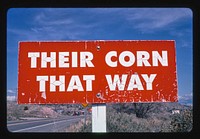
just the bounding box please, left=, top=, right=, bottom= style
left=9, top=9, right=101, bottom=40
left=7, top=89, right=17, bottom=101
left=34, top=11, right=73, bottom=26
left=8, top=8, right=192, bottom=41
left=30, top=9, right=100, bottom=40
left=124, top=8, right=192, bottom=33
left=7, top=96, right=16, bottom=101
left=7, top=89, right=15, bottom=94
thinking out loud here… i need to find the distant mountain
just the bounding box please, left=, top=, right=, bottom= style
left=178, top=94, right=193, bottom=106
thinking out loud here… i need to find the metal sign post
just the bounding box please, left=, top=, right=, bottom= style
left=84, top=108, right=86, bottom=128
left=92, top=103, right=106, bottom=132
left=82, top=103, right=88, bottom=128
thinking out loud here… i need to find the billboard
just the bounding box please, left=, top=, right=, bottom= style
left=18, top=40, right=178, bottom=104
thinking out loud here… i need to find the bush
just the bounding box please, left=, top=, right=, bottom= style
left=66, top=118, right=92, bottom=132
left=24, top=106, right=28, bottom=110
left=111, top=103, right=155, bottom=118
left=107, top=107, right=153, bottom=132
left=169, top=109, right=193, bottom=132
left=78, top=120, right=92, bottom=132
left=66, top=104, right=192, bottom=133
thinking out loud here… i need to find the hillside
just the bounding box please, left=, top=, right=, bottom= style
left=7, top=101, right=85, bottom=121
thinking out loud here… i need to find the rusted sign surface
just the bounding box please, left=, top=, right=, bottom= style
left=18, top=40, right=178, bottom=104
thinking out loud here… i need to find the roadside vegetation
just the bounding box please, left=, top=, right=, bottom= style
left=67, top=103, right=192, bottom=132
left=7, top=101, right=192, bottom=132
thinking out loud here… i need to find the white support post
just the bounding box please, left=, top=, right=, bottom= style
left=92, top=103, right=106, bottom=132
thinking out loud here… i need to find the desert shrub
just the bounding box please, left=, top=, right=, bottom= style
left=66, top=118, right=92, bottom=132
left=107, top=107, right=153, bottom=132
left=111, top=103, right=132, bottom=114
left=68, top=106, right=192, bottom=133
left=107, top=111, right=133, bottom=132
left=133, top=103, right=154, bottom=118
left=78, top=120, right=92, bottom=132
left=111, top=103, right=155, bottom=118
left=24, top=106, right=28, bottom=110
left=169, top=109, right=193, bottom=132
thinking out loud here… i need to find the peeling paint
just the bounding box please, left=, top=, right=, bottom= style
left=41, top=91, right=46, bottom=99
left=85, top=42, right=87, bottom=50
left=105, top=89, right=108, bottom=95
left=156, top=84, right=159, bottom=87
left=161, top=99, right=167, bottom=102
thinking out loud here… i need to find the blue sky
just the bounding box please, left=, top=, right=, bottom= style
left=7, top=8, right=193, bottom=104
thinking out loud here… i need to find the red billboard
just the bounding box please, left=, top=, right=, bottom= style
left=18, top=40, right=178, bottom=104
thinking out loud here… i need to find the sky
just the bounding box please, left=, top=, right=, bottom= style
left=7, top=8, right=193, bottom=105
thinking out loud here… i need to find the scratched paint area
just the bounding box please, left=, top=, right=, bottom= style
left=18, top=40, right=178, bottom=104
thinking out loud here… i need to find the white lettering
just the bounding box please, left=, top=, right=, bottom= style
left=50, top=75, right=65, bottom=92
left=105, top=51, right=117, bottom=67
left=141, top=74, right=157, bottom=90
left=80, top=52, right=94, bottom=67
left=152, top=51, right=168, bottom=66
left=36, top=76, right=48, bottom=92
left=59, top=52, right=69, bottom=68
left=28, top=52, right=40, bottom=68
left=72, top=52, right=78, bottom=67
left=105, top=51, right=168, bottom=67
left=67, top=75, right=84, bottom=91
left=105, top=74, right=128, bottom=91
left=83, top=75, right=95, bottom=91
left=41, top=52, right=56, bottom=68
left=105, top=74, right=157, bottom=91
left=127, top=74, right=144, bottom=90
left=137, top=51, right=151, bottom=66
left=119, top=51, right=135, bottom=67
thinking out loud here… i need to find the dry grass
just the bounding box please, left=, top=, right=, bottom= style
left=66, top=105, right=192, bottom=133
left=7, top=101, right=192, bottom=132
left=66, top=117, right=92, bottom=132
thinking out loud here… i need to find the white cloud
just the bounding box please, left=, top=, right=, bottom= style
left=8, top=8, right=192, bottom=41
left=124, top=8, right=192, bottom=32
left=8, top=9, right=100, bottom=40
left=7, top=96, right=16, bottom=101
left=7, top=89, right=15, bottom=94
left=34, top=11, right=73, bottom=26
